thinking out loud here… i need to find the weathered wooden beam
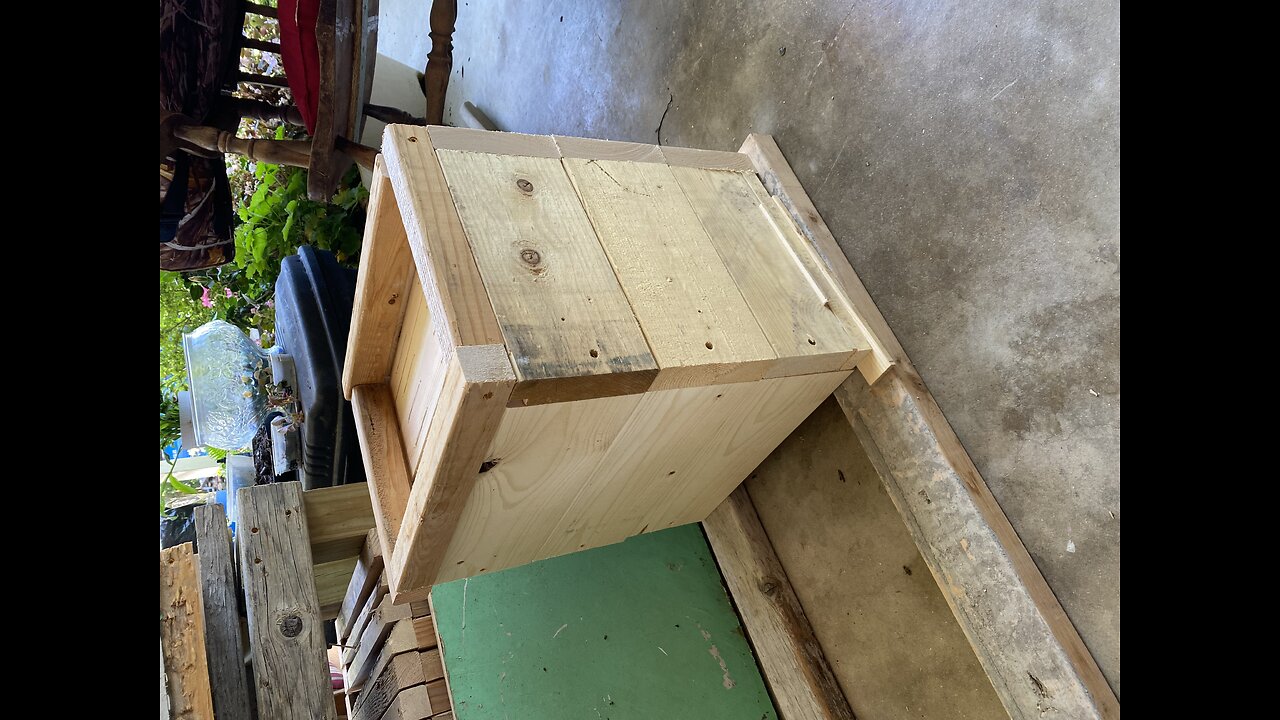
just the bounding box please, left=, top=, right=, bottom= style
left=741, top=133, right=1119, bottom=720
left=703, top=487, right=854, bottom=720
left=238, top=482, right=336, bottom=720
left=159, top=543, right=215, bottom=720
left=194, top=505, right=253, bottom=720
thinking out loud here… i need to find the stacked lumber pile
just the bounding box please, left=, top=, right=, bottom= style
left=160, top=482, right=384, bottom=720
left=335, top=532, right=452, bottom=720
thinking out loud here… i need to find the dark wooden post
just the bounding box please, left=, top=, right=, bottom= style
left=423, top=0, right=457, bottom=125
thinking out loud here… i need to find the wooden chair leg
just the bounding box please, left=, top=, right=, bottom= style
left=335, top=137, right=379, bottom=171
left=423, top=0, right=457, bottom=125
left=364, top=104, right=426, bottom=126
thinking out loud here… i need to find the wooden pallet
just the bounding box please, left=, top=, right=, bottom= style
left=343, top=125, right=874, bottom=602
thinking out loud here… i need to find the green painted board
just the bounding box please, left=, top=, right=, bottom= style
left=431, top=524, right=777, bottom=720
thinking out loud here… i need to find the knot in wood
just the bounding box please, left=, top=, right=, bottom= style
left=278, top=613, right=304, bottom=638
left=516, top=178, right=535, bottom=193
left=759, top=578, right=779, bottom=597
left=520, top=249, right=542, bottom=266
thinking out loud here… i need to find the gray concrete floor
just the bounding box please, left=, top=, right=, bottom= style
left=385, top=0, right=1120, bottom=701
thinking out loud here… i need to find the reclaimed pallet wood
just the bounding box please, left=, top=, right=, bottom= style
left=159, top=543, right=215, bottom=720
left=238, top=482, right=335, bottom=720
left=345, top=126, right=870, bottom=599
left=193, top=504, right=253, bottom=720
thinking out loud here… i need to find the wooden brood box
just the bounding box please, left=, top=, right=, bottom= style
left=344, top=125, right=873, bottom=601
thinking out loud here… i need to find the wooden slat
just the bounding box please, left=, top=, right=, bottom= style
left=345, top=597, right=414, bottom=688
left=315, top=557, right=359, bottom=620
left=337, top=530, right=387, bottom=644
left=159, top=543, right=215, bottom=720
left=238, top=482, right=336, bottom=720
left=669, top=166, right=862, bottom=377
left=343, top=157, right=415, bottom=398
left=563, top=158, right=776, bottom=390
left=381, top=124, right=505, bottom=349
left=659, top=145, right=756, bottom=172
left=193, top=505, right=253, bottom=720
left=352, top=385, right=412, bottom=563
left=744, top=134, right=1119, bottom=720
left=554, top=135, right=664, bottom=163
left=388, top=284, right=450, bottom=474
left=541, top=370, right=850, bottom=558
left=756, top=196, right=871, bottom=372
left=342, top=573, right=390, bottom=665
left=304, top=483, right=376, bottom=564
left=349, top=615, right=439, bottom=692
left=388, top=351, right=514, bottom=601
left=437, top=393, right=642, bottom=583
left=434, top=148, right=658, bottom=404
left=739, top=134, right=899, bottom=382
left=379, top=684, right=434, bottom=720
left=351, top=649, right=445, bottom=720
left=427, top=125, right=560, bottom=158
left=702, top=487, right=854, bottom=720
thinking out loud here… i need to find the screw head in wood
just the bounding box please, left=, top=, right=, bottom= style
left=516, top=178, right=534, bottom=193
left=520, top=249, right=541, bottom=266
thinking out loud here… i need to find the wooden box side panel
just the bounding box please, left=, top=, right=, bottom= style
left=434, top=393, right=643, bottom=584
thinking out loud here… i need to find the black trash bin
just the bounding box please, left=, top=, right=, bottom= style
left=272, top=246, right=365, bottom=489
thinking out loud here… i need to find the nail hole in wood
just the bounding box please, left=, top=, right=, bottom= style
left=807, top=337, right=817, bottom=345
left=251, top=527, right=259, bottom=534
left=407, top=136, right=417, bottom=142
left=589, top=349, right=599, bottom=358
left=705, top=341, right=714, bottom=350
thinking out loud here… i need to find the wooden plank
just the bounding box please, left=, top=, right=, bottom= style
left=744, top=134, right=1119, bottom=720
left=345, top=597, right=414, bottom=688
left=351, top=649, right=445, bottom=720
left=659, top=145, right=755, bottom=172
left=553, top=135, right=664, bottom=163
left=427, top=125, right=560, bottom=158
left=436, top=393, right=642, bottom=584
left=305, top=483, right=376, bottom=564
left=343, top=157, right=415, bottom=398
left=349, top=615, right=440, bottom=691
left=343, top=573, right=390, bottom=664
left=387, top=283, right=450, bottom=475
left=669, top=165, right=862, bottom=377
left=379, top=684, right=435, bottom=720
left=563, top=158, right=776, bottom=390
left=352, top=384, right=413, bottom=563
left=316, top=557, right=360, bottom=620
left=381, top=124, right=505, bottom=349
left=238, top=482, right=336, bottom=720
left=739, top=134, right=899, bottom=382
left=757, top=196, right=872, bottom=372
left=159, top=543, right=215, bottom=720
left=542, top=370, right=850, bottom=557
left=425, top=680, right=450, bottom=716
left=434, top=148, right=658, bottom=403
left=388, top=349, right=515, bottom=601
left=702, top=487, right=854, bottom=720
left=338, top=530, right=387, bottom=645
left=193, top=504, right=253, bottom=720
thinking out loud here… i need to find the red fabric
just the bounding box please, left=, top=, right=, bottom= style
left=276, top=0, right=321, bottom=132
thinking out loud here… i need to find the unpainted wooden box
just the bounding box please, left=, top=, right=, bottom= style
left=344, top=125, right=869, bottom=601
